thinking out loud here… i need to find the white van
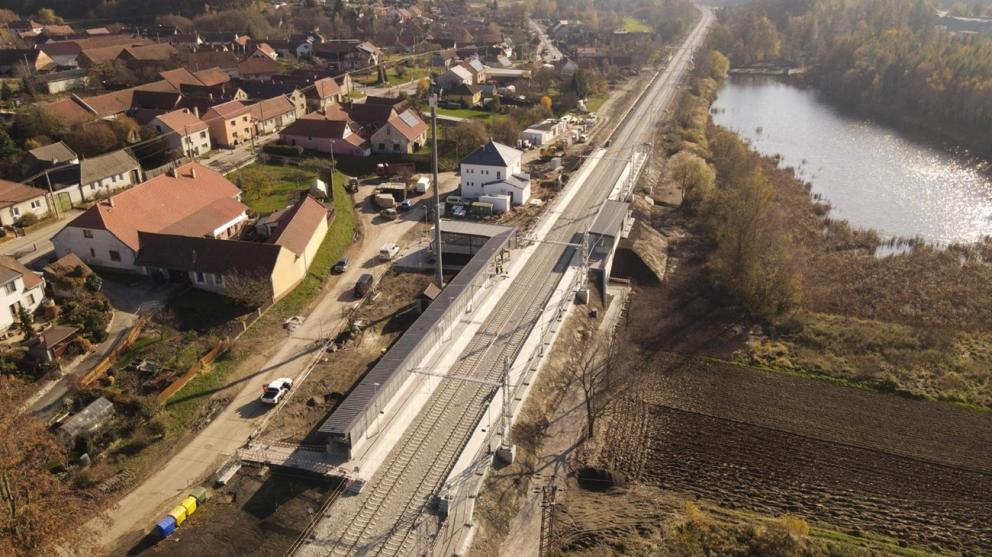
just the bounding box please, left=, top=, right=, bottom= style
left=378, top=242, right=400, bottom=261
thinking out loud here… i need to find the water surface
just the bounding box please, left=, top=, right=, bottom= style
left=711, top=75, right=992, bottom=244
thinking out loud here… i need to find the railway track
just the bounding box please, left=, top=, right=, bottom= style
left=296, top=10, right=713, bottom=557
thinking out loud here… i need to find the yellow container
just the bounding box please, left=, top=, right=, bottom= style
left=168, top=506, right=187, bottom=526
left=181, top=496, right=198, bottom=516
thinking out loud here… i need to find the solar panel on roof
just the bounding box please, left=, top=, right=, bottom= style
left=399, top=110, right=420, bottom=127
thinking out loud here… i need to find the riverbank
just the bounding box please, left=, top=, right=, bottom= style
left=658, top=51, right=992, bottom=409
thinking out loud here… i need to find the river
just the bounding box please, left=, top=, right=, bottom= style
left=711, top=75, right=992, bottom=244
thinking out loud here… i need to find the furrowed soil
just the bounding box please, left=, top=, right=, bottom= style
left=589, top=250, right=992, bottom=555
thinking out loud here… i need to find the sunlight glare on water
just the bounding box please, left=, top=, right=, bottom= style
left=711, top=76, right=992, bottom=244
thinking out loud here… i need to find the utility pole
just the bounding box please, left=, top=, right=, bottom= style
left=496, top=357, right=515, bottom=464
left=429, top=80, right=444, bottom=288
left=538, top=477, right=558, bottom=557
left=43, top=168, right=60, bottom=220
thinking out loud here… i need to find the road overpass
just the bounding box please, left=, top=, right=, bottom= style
left=294, top=8, right=714, bottom=556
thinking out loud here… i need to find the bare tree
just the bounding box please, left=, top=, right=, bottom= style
left=564, top=330, right=622, bottom=439
left=223, top=272, right=273, bottom=308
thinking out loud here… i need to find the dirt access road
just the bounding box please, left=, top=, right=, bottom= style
left=97, top=178, right=457, bottom=552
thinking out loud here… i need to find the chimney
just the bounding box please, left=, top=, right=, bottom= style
left=107, top=197, right=115, bottom=208
left=193, top=105, right=199, bottom=118
left=190, top=167, right=197, bottom=179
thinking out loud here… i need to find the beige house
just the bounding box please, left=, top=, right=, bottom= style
left=0, top=180, right=49, bottom=227
left=149, top=108, right=211, bottom=158
left=370, top=108, right=428, bottom=155
left=201, top=100, right=254, bottom=148
left=249, top=96, right=297, bottom=136
left=304, top=77, right=343, bottom=113
left=134, top=196, right=330, bottom=302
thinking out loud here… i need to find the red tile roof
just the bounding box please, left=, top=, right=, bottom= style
left=248, top=95, right=295, bottom=121
left=204, top=99, right=249, bottom=119
left=62, top=162, right=245, bottom=251
left=280, top=112, right=350, bottom=139
left=159, top=67, right=202, bottom=88
left=193, top=67, right=231, bottom=86
left=0, top=255, right=42, bottom=289
left=0, top=180, right=46, bottom=209
left=387, top=108, right=428, bottom=142
left=76, top=88, right=135, bottom=118
left=271, top=196, right=327, bottom=256
left=237, top=57, right=278, bottom=76
left=154, top=109, right=209, bottom=134
left=41, top=98, right=95, bottom=125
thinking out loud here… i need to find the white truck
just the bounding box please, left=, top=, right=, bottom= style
left=415, top=176, right=431, bottom=194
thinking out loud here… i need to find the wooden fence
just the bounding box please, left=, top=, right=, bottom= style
left=156, top=337, right=232, bottom=403
left=78, top=317, right=146, bottom=387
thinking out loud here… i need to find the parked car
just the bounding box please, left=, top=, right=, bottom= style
left=260, top=378, right=293, bottom=405
left=354, top=273, right=374, bottom=298
left=378, top=242, right=400, bottom=260
left=399, top=199, right=414, bottom=211
left=451, top=205, right=467, bottom=218
left=332, top=257, right=350, bottom=273
left=381, top=207, right=399, bottom=220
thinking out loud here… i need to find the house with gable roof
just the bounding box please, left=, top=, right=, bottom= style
left=51, top=162, right=247, bottom=272
left=459, top=140, right=531, bottom=205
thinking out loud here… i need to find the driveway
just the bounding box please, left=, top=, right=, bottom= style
left=202, top=132, right=279, bottom=174
left=98, top=175, right=459, bottom=551
left=1, top=209, right=81, bottom=267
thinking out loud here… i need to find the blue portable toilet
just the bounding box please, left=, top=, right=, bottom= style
left=154, top=516, right=177, bottom=538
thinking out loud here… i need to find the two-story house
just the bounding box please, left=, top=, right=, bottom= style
left=149, top=108, right=212, bottom=158
left=0, top=255, right=45, bottom=333
left=201, top=100, right=254, bottom=148
left=459, top=140, right=531, bottom=205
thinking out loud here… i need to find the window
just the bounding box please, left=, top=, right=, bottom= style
left=11, top=207, right=19, bottom=216
left=89, top=248, right=95, bottom=257
left=109, top=250, right=121, bottom=262
left=497, top=171, right=501, bottom=179
left=200, top=131, right=206, bottom=138
left=30, top=200, right=41, bottom=209
left=27, top=293, right=35, bottom=305
left=195, top=272, right=205, bottom=283
left=378, top=143, right=385, bottom=150
left=214, top=274, right=223, bottom=286
left=393, top=143, right=400, bottom=152
left=2, top=282, right=15, bottom=295
left=83, top=229, right=93, bottom=238
left=243, top=116, right=248, bottom=122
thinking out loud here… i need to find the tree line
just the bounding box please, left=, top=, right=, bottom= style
left=710, top=0, right=992, bottom=154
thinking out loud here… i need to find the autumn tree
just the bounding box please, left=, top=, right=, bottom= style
left=488, top=117, right=521, bottom=146
left=540, top=95, right=553, bottom=112
left=668, top=150, right=715, bottom=211
left=447, top=120, right=488, bottom=160
left=0, top=376, right=94, bottom=556
left=11, top=106, right=65, bottom=146
left=34, top=8, right=63, bottom=24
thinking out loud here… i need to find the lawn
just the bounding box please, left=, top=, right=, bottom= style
left=622, top=16, right=653, bottom=33
left=162, top=171, right=355, bottom=425
left=437, top=106, right=494, bottom=120
left=228, top=162, right=317, bottom=214
left=585, top=94, right=608, bottom=113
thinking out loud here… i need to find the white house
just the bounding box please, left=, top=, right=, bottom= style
left=0, top=255, right=45, bottom=333
left=459, top=140, right=532, bottom=205
left=78, top=150, right=142, bottom=201
left=521, top=119, right=567, bottom=146
left=148, top=108, right=211, bottom=158
left=0, top=180, right=49, bottom=227
left=52, top=163, right=247, bottom=273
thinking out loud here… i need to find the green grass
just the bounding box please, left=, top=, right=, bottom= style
left=162, top=171, right=355, bottom=427
left=585, top=94, right=608, bottom=113
left=437, top=106, right=494, bottom=120
left=228, top=163, right=316, bottom=214
left=622, top=16, right=653, bottom=33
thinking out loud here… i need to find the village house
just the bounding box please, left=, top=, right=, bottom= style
left=279, top=112, right=371, bottom=157
left=302, top=77, right=343, bottom=113
left=521, top=118, right=568, bottom=146
left=238, top=81, right=308, bottom=118
left=249, top=95, right=298, bottom=135
left=51, top=162, right=247, bottom=273
left=148, top=108, right=212, bottom=158
left=26, top=141, right=78, bottom=174
left=459, top=140, right=531, bottom=205
left=0, top=255, right=46, bottom=333
left=313, top=40, right=381, bottom=71
left=76, top=149, right=143, bottom=202
left=134, top=196, right=329, bottom=302
left=201, top=100, right=254, bottom=148
left=437, top=58, right=487, bottom=90
left=247, top=42, right=278, bottom=61
left=370, top=108, right=429, bottom=155
left=0, top=180, right=50, bottom=227
left=237, top=56, right=279, bottom=80
left=0, top=49, right=55, bottom=75
left=447, top=83, right=483, bottom=107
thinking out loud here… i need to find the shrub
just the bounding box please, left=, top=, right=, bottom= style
left=263, top=143, right=304, bottom=158
left=15, top=213, right=39, bottom=227
left=84, top=274, right=102, bottom=292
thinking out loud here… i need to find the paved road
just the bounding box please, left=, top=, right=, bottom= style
left=299, top=8, right=714, bottom=557
left=201, top=132, right=279, bottom=174
left=0, top=209, right=81, bottom=266
left=94, top=179, right=457, bottom=552
left=530, top=19, right=563, bottom=63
